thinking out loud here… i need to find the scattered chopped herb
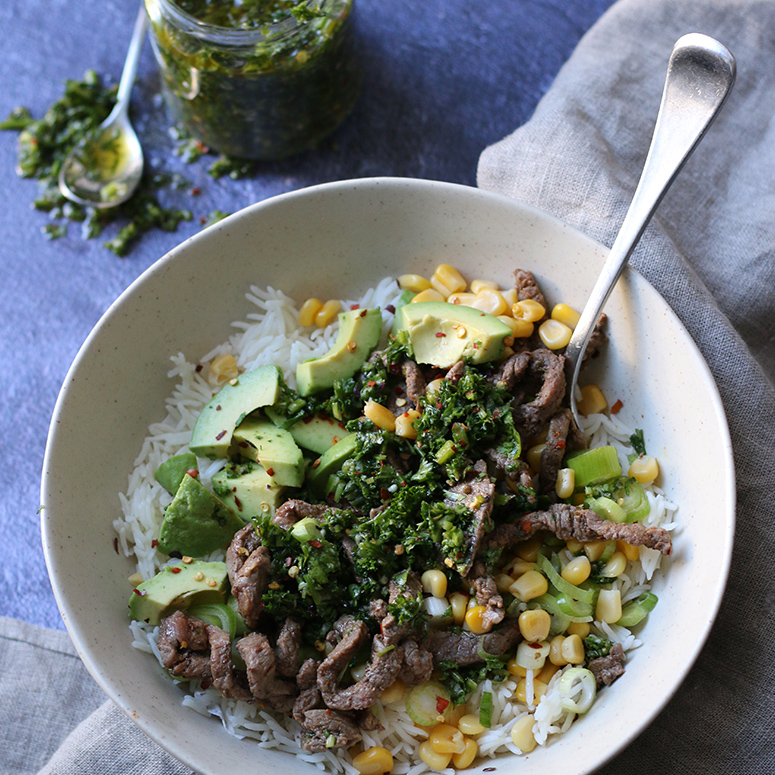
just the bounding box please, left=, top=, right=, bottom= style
left=629, top=428, right=647, bottom=457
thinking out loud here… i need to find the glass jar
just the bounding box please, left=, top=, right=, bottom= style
left=144, top=0, right=360, bottom=160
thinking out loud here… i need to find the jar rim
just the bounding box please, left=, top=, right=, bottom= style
left=146, top=0, right=338, bottom=45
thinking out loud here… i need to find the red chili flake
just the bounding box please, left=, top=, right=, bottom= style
left=367, top=380, right=377, bottom=387
left=195, top=141, right=208, bottom=152
left=132, top=588, right=147, bottom=596
left=195, top=364, right=203, bottom=373
left=239, top=441, right=249, bottom=448
left=151, top=539, right=158, bottom=548
left=170, top=566, right=183, bottom=574
left=215, top=430, right=227, bottom=440
left=386, top=304, right=396, bottom=314
left=215, top=404, right=222, bottom=411
left=312, top=459, right=321, bottom=469
left=234, top=496, right=242, bottom=510
left=529, top=642, right=543, bottom=650
left=350, top=303, right=360, bottom=310
left=359, top=309, right=367, bottom=317
left=266, top=467, right=275, bottom=476
left=285, top=556, right=293, bottom=566
left=436, top=402, right=443, bottom=410
left=435, top=332, right=446, bottom=338
left=191, top=187, right=201, bottom=196
left=473, top=342, right=480, bottom=349
left=198, top=216, right=207, bottom=225
left=186, top=468, right=199, bottom=478
left=493, top=409, right=500, bottom=418
left=113, top=537, right=119, bottom=554
left=611, top=399, right=624, bottom=414
left=452, top=298, right=461, bottom=304
left=393, top=385, right=404, bottom=395
left=436, top=696, right=450, bottom=714
left=308, top=540, right=323, bottom=549
left=380, top=488, right=390, bottom=500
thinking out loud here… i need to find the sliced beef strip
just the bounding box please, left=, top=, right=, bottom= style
left=397, top=638, right=434, bottom=686
left=237, top=632, right=298, bottom=714
left=483, top=446, right=534, bottom=490
left=443, top=459, right=496, bottom=576
left=272, top=500, right=330, bottom=530
left=581, top=313, right=608, bottom=364
left=588, top=643, right=625, bottom=688
left=157, top=610, right=212, bottom=679
left=300, top=709, right=363, bottom=752
left=402, top=359, right=427, bottom=407
left=354, top=708, right=383, bottom=732
left=480, top=503, right=672, bottom=555
left=443, top=360, right=466, bottom=384
left=512, top=349, right=567, bottom=440
left=207, top=624, right=253, bottom=702
left=538, top=409, right=576, bottom=497
left=226, top=524, right=271, bottom=629
left=293, top=658, right=323, bottom=723
left=513, top=268, right=548, bottom=310
left=275, top=617, right=302, bottom=678
left=468, top=561, right=505, bottom=629
left=424, top=619, right=521, bottom=667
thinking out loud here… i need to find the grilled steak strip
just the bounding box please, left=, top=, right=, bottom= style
left=226, top=524, right=271, bottom=629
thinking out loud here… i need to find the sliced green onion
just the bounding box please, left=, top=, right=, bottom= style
left=613, top=478, right=650, bottom=523
left=587, top=496, right=628, bottom=523
left=291, top=516, right=324, bottom=544
left=538, top=554, right=597, bottom=605
left=187, top=602, right=238, bottom=640
left=435, top=439, right=457, bottom=464
left=557, top=667, right=597, bottom=714
left=617, top=591, right=658, bottom=627
left=566, top=446, right=622, bottom=487
left=479, top=691, right=493, bottom=728
left=530, top=593, right=592, bottom=626
left=405, top=681, right=451, bottom=726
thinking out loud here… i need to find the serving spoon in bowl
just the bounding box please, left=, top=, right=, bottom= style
left=59, top=5, right=148, bottom=208
left=565, top=33, right=735, bottom=428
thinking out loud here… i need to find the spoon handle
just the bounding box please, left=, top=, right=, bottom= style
left=112, top=6, right=150, bottom=118
left=566, top=33, right=735, bottom=426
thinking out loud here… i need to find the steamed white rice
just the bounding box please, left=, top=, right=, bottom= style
left=115, top=278, right=677, bottom=773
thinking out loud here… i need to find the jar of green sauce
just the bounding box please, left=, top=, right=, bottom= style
left=144, top=0, right=360, bottom=160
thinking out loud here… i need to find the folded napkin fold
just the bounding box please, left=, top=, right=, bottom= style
left=6, top=0, right=774, bottom=773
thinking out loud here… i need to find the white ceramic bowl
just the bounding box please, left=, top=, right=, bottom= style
left=41, top=178, right=735, bottom=775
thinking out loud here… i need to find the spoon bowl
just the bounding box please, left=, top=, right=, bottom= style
left=59, top=6, right=148, bottom=208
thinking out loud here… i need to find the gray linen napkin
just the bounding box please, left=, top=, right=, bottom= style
left=479, top=0, right=775, bottom=772
left=7, top=1, right=774, bottom=774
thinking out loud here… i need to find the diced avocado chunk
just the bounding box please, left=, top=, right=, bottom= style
left=156, top=474, right=244, bottom=557
left=154, top=452, right=198, bottom=495
left=308, top=433, right=359, bottom=496
left=296, top=308, right=382, bottom=396
left=128, top=560, right=228, bottom=625
left=232, top=416, right=304, bottom=487
left=393, top=301, right=511, bottom=368
left=190, top=365, right=282, bottom=459
left=265, top=406, right=352, bottom=455
left=212, top=461, right=285, bottom=518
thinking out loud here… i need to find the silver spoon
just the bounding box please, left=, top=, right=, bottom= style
left=59, top=6, right=148, bottom=208
left=565, top=33, right=736, bottom=429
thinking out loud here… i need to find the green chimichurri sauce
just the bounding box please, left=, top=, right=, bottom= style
left=146, top=0, right=360, bottom=159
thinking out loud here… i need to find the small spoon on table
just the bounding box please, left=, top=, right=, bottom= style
left=59, top=6, right=148, bottom=208
left=564, top=33, right=736, bottom=429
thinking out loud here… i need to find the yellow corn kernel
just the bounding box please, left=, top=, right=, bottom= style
left=507, top=316, right=534, bottom=338
left=617, top=540, right=640, bottom=562
left=298, top=298, right=324, bottom=327
left=537, top=660, right=561, bottom=684
left=494, top=573, right=515, bottom=593
left=421, top=569, right=448, bottom=599
left=451, top=737, right=478, bottom=769
left=505, top=557, right=535, bottom=577
left=457, top=713, right=485, bottom=736
left=560, top=633, right=585, bottom=664
left=434, top=264, right=467, bottom=294
left=501, top=288, right=518, bottom=307
left=315, top=299, right=342, bottom=328
left=513, top=299, right=546, bottom=323
left=583, top=540, right=608, bottom=562
left=526, top=443, right=546, bottom=471
left=364, top=400, right=396, bottom=432
left=411, top=288, right=446, bottom=304
left=506, top=656, right=528, bottom=677
left=515, top=677, right=548, bottom=704
left=497, top=315, right=521, bottom=336
left=430, top=274, right=453, bottom=299
left=395, top=409, right=421, bottom=439
left=565, top=538, right=584, bottom=554
left=398, top=274, right=432, bottom=294
left=449, top=592, right=469, bottom=626
left=567, top=621, right=591, bottom=638
left=561, top=555, right=591, bottom=586
left=629, top=454, right=660, bottom=484
left=510, top=715, right=537, bottom=753
left=425, top=378, right=445, bottom=396
left=353, top=747, right=394, bottom=775
left=577, top=384, right=607, bottom=415
left=447, top=291, right=477, bottom=306
left=465, top=605, right=491, bottom=635
left=549, top=635, right=568, bottom=666
left=600, top=551, right=627, bottom=578
left=519, top=609, right=552, bottom=643
left=419, top=740, right=452, bottom=770
left=471, top=288, right=509, bottom=316
left=470, top=279, right=498, bottom=294
left=596, top=589, right=623, bottom=624
left=380, top=679, right=405, bottom=705
left=551, top=302, right=581, bottom=329
left=446, top=703, right=467, bottom=727
left=429, top=723, right=466, bottom=755
left=538, top=319, right=573, bottom=350
left=210, top=353, right=239, bottom=384
left=515, top=537, right=543, bottom=563
left=555, top=467, right=576, bottom=500
left=509, top=570, right=548, bottom=602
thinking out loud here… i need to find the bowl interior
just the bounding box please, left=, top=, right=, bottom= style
left=41, top=178, right=734, bottom=775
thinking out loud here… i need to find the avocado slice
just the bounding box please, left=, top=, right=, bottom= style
left=232, top=416, right=305, bottom=488
left=156, top=474, right=244, bottom=557
left=212, top=461, right=285, bottom=518
left=296, top=308, right=382, bottom=396
left=393, top=301, right=512, bottom=368
left=265, top=406, right=352, bottom=455
left=154, top=452, right=198, bottom=495
left=190, top=365, right=282, bottom=459
left=128, top=560, right=228, bottom=625
left=308, top=433, right=359, bottom=496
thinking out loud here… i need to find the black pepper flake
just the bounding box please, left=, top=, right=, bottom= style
left=113, top=537, right=119, bottom=554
